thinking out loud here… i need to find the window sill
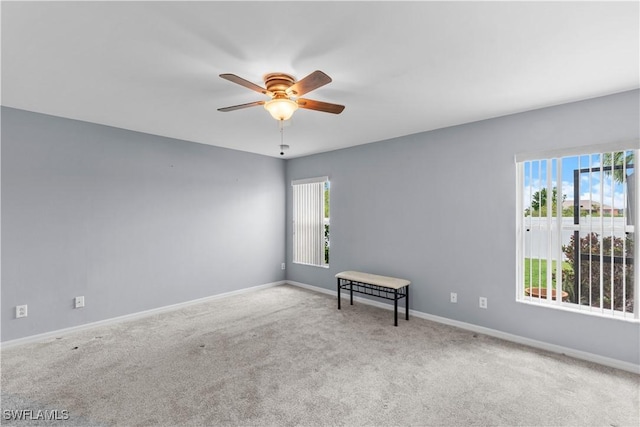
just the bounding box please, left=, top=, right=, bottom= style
left=293, top=262, right=330, bottom=269
left=517, top=297, right=639, bottom=323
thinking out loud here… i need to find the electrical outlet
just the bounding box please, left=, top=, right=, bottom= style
left=281, top=263, right=286, bottom=270
left=75, top=296, right=85, bottom=308
left=450, top=292, right=457, bottom=303
left=16, top=305, right=28, bottom=318
left=479, top=297, right=488, bottom=309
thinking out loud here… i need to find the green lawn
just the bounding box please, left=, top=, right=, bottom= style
left=524, top=258, right=572, bottom=289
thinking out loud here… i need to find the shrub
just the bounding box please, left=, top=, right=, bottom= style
left=562, top=232, right=634, bottom=312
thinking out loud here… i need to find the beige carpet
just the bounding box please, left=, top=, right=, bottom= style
left=1, top=284, right=638, bottom=426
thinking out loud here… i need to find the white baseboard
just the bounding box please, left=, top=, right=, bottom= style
left=0, top=280, right=286, bottom=350
left=286, top=280, right=640, bottom=375
left=4, top=279, right=638, bottom=374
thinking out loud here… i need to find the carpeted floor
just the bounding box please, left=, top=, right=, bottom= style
left=1, top=284, right=638, bottom=426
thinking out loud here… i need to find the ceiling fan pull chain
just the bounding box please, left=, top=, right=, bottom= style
left=278, top=120, right=290, bottom=156
left=279, top=120, right=285, bottom=156
left=280, top=119, right=284, bottom=143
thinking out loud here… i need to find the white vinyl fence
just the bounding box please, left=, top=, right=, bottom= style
left=523, top=217, right=630, bottom=261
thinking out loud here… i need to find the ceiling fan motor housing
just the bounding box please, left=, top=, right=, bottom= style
left=264, top=73, right=296, bottom=95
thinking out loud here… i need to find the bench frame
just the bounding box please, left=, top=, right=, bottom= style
left=337, top=277, right=409, bottom=326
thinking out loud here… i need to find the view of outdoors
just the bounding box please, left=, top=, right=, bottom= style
left=522, top=150, right=635, bottom=315
left=292, top=177, right=330, bottom=268
left=324, top=181, right=330, bottom=265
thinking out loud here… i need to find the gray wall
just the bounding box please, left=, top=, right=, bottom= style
left=1, top=107, right=286, bottom=342
left=285, top=90, right=640, bottom=366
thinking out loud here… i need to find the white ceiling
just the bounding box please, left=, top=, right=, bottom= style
left=2, top=1, right=638, bottom=158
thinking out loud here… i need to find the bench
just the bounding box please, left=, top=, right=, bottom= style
left=335, top=271, right=411, bottom=326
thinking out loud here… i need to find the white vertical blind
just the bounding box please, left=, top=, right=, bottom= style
left=292, top=178, right=327, bottom=266
left=517, top=146, right=638, bottom=320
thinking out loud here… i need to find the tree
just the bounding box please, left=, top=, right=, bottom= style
left=324, top=185, right=330, bottom=218
left=527, top=187, right=565, bottom=216
left=603, top=151, right=634, bottom=225
left=530, top=188, right=548, bottom=212
left=603, top=151, right=634, bottom=183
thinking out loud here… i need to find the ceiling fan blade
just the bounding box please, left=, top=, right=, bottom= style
left=296, top=98, right=345, bottom=114
left=219, top=74, right=272, bottom=96
left=286, top=70, right=332, bottom=97
left=217, top=100, right=265, bottom=112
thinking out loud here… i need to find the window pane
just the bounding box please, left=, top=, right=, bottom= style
left=292, top=178, right=329, bottom=267
left=519, top=148, right=636, bottom=317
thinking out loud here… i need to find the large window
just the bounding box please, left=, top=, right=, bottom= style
left=516, top=143, right=638, bottom=320
left=292, top=176, right=329, bottom=267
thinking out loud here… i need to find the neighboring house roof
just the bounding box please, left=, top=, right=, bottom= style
left=562, top=200, right=619, bottom=211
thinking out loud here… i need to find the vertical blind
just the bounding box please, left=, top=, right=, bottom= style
left=292, top=176, right=328, bottom=266
left=516, top=144, right=638, bottom=320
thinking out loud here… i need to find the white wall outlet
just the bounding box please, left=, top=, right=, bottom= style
left=75, top=296, right=85, bottom=308
left=450, top=292, right=457, bottom=303
left=479, top=297, right=488, bottom=309
left=281, top=263, right=286, bottom=270
left=16, top=305, right=28, bottom=318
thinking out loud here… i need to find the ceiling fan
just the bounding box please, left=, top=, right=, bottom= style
left=218, top=70, right=345, bottom=121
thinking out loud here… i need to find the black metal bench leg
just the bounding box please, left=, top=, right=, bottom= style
left=394, top=289, right=398, bottom=326
left=337, top=278, right=341, bottom=310
left=406, top=286, right=409, bottom=321
left=350, top=282, right=353, bottom=305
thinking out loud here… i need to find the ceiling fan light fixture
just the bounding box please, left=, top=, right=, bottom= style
left=264, top=98, right=298, bottom=121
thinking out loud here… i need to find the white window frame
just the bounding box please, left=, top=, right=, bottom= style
left=292, top=176, right=330, bottom=268
left=515, top=141, right=639, bottom=321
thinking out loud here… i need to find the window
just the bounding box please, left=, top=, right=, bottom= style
left=516, top=143, right=638, bottom=320
left=292, top=176, right=330, bottom=267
